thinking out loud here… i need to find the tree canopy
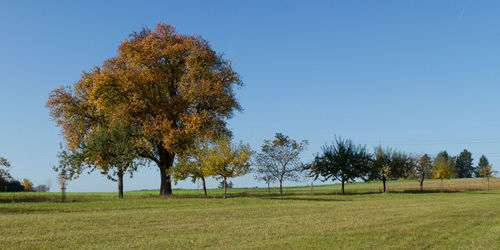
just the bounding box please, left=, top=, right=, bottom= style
left=455, top=149, right=474, bottom=178
left=255, top=133, right=307, bottom=194
left=47, top=22, right=243, bottom=195
left=310, top=137, right=371, bottom=194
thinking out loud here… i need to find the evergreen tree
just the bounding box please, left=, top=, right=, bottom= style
left=454, top=149, right=474, bottom=178
left=475, top=155, right=490, bottom=177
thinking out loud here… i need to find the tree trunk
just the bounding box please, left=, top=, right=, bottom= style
left=419, top=175, right=424, bottom=192
left=61, top=186, right=66, bottom=202
left=279, top=179, right=283, bottom=195
left=267, top=182, right=270, bottom=194
left=223, top=177, right=227, bottom=199
left=158, top=149, right=174, bottom=196
left=201, top=176, right=207, bottom=197
left=341, top=179, right=345, bottom=195
left=117, top=169, right=124, bottom=199
left=382, top=177, right=387, bottom=193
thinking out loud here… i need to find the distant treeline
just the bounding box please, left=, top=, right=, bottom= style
left=0, top=156, right=49, bottom=192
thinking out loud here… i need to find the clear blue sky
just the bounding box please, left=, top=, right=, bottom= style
left=1, top=0, right=499, bottom=192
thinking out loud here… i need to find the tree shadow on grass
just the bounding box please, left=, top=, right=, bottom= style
left=0, top=207, right=56, bottom=214
left=263, top=196, right=352, bottom=202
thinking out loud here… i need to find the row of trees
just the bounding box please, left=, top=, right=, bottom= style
left=46, top=22, right=496, bottom=198
left=253, top=135, right=496, bottom=195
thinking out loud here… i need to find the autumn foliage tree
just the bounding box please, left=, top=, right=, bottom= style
left=432, top=152, right=454, bottom=191
left=172, top=138, right=213, bottom=197
left=201, top=136, right=252, bottom=199
left=22, top=178, right=33, bottom=192
left=47, top=23, right=243, bottom=195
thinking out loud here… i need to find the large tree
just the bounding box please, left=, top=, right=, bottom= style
left=310, top=137, right=371, bottom=195
left=47, top=23, right=242, bottom=195
left=255, top=133, right=307, bottom=195
left=455, top=149, right=474, bottom=178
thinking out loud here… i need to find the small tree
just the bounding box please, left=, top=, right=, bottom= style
left=475, top=155, right=489, bottom=178
left=416, top=154, right=432, bottom=191
left=34, top=185, right=50, bottom=192
left=311, top=137, right=371, bottom=195
left=22, top=178, right=33, bottom=192
left=477, top=164, right=496, bottom=192
left=254, top=163, right=276, bottom=194
left=218, top=180, right=233, bottom=189
left=432, top=154, right=453, bottom=191
left=367, top=146, right=392, bottom=193
left=255, top=133, right=307, bottom=195
left=203, top=137, right=252, bottom=199
left=172, top=139, right=213, bottom=197
left=84, top=121, right=141, bottom=199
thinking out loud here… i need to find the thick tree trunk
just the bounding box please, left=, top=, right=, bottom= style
left=419, top=176, right=424, bottom=192
left=118, top=169, right=124, bottom=199
left=158, top=149, right=174, bottom=196
left=341, top=179, right=345, bottom=195
left=201, top=176, right=207, bottom=197
left=279, top=179, right=283, bottom=195
left=382, top=177, right=387, bottom=193
left=223, top=177, right=227, bottom=199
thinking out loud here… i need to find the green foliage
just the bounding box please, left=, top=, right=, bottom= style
left=454, top=149, right=474, bottom=178
left=0, top=157, right=12, bottom=180
left=310, top=137, right=371, bottom=194
left=84, top=121, right=142, bottom=180
left=475, top=155, right=490, bottom=177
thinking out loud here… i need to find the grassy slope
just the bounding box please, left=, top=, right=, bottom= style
left=0, top=179, right=499, bottom=249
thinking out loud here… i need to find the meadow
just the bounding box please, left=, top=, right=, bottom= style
left=0, top=178, right=499, bottom=249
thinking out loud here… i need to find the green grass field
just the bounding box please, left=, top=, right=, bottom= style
left=1, top=178, right=499, bottom=249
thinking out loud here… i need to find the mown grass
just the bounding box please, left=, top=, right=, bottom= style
left=0, top=178, right=499, bottom=249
